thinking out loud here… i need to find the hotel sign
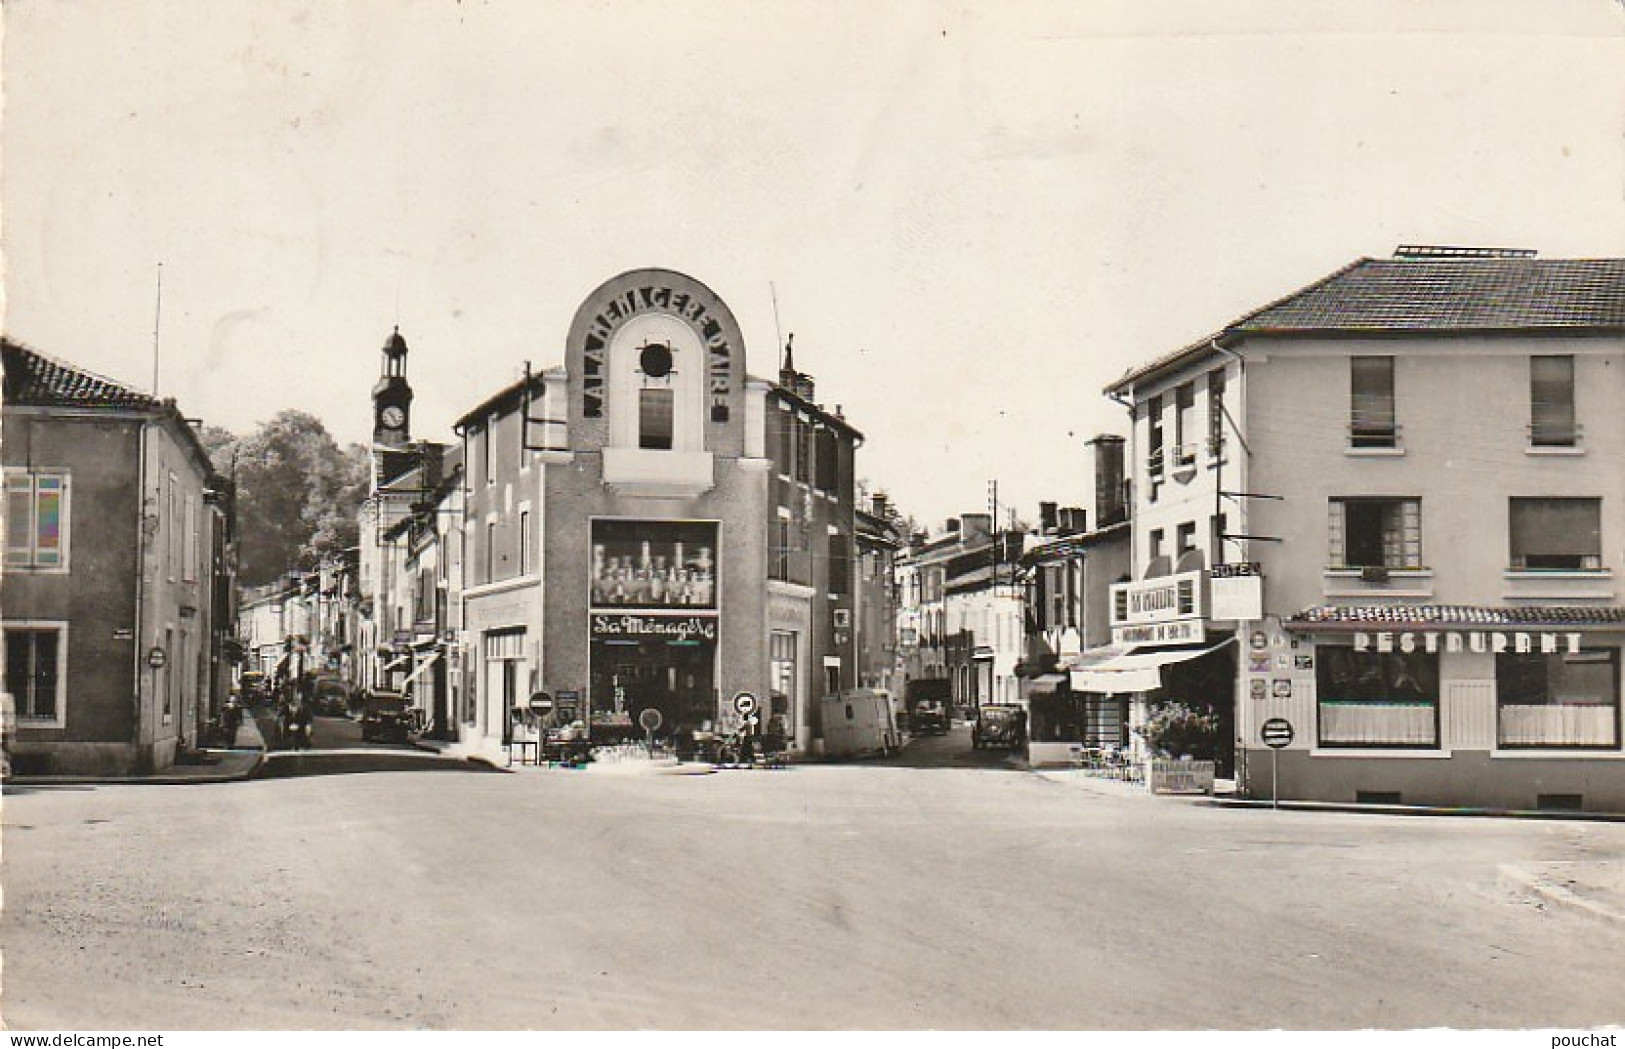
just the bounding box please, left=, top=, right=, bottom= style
left=591, top=613, right=718, bottom=644
left=1353, top=631, right=1582, bottom=655
left=1111, top=570, right=1204, bottom=646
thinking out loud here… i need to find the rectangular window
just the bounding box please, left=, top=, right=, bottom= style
left=795, top=418, right=812, bottom=484
left=486, top=521, right=497, bottom=583
left=1316, top=647, right=1440, bottom=748
left=638, top=388, right=674, bottom=450
left=1510, top=497, right=1601, bottom=570
left=1173, top=383, right=1196, bottom=465
left=4, top=625, right=65, bottom=724
left=815, top=428, right=839, bottom=492
left=183, top=493, right=199, bottom=582
left=1350, top=356, right=1397, bottom=448
left=1497, top=649, right=1619, bottom=749
left=518, top=510, right=532, bottom=575
left=1207, top=370, right=1227, bottom=457
left=1329, top=498, right=1421, bottom=569
left=5, top=471, right=68, bottom=570
left=1145, top=528, right=1166, bottom=576
left=829, top=533, right=851, bottom=595
left=771, top=513, right=792, bottom=581
left=1146, top=395, right=1165, bottom=478
left=1530, top=355, right=1577, bottom=447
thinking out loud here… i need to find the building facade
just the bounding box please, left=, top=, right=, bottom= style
left=1107, top=248, right=1625, bottom=810
left=3, top=339, right=235, bottom=775
left=438, top=269, right=862, bottom=758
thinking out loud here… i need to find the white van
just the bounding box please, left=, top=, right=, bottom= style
left=820, top=688, right=901, bottom=759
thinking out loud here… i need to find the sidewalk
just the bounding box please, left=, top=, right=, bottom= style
left=5, top=715, right=267, bottom=787
left=1206, top=795, right=1625, bottom=824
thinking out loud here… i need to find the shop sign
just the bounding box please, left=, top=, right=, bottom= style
left=1113, top=619, right=1205, bottom=646
left=580, top=283, right=734, bottom=420
left=590, top=613, right=718, bottom=644
left=1111, top=570, right=1203, bottom=628
left=1210, top=566, right=1263, bottom=622
left=1352, top=630, right=1582, bottom=655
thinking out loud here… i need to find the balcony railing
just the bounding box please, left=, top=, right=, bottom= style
left=1348, top=420, right=1401, bottom=449
left=1528, top=420, right=1584, bottom=449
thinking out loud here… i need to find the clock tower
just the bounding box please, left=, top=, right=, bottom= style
left=372, top=327, right=413, bottom=448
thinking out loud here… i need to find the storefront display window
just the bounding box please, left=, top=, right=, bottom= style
left=1315, top=647, right=1439, bottom=748
left=1496, top=649, right=1620, bottom=749
left=590, top=520, right=718, bottom=609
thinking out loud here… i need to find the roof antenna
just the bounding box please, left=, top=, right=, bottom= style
left=151, top=262, right=164, bottom=395
left=770, top=281, right=784, bottom=370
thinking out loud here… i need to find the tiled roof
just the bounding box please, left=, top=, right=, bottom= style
left=1287, top=605, right=1625, bottom=629
left=2, top=337, right=160, bottom=410
left=1239, top=258, right=1625, bottom=333
left=1106, top=255, right=1625, bottom=394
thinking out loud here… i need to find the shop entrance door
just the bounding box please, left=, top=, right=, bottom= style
left=590, top=636, right=716, bottom=743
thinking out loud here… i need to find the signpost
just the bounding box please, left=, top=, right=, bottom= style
left=638, top=707, right=664, bottom=753
left=1260, top=717, right=1294, bottom=809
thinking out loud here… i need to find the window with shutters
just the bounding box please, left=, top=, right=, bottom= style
left=4, top=471, right=69, bottom=572
left=1350, top=356, right=1398, bottom=449
left=1509, top=498, right=1602, bottom=571
left=1329, top=498, right=1422, bottom=569
left=1529, top=355, right=1578, bottom=448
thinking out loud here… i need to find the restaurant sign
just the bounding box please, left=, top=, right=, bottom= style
left=590, top=613, right=718, bottom=644
left=1353, top=631, right=1582, bottom=655
left=1111, top=570, right=1208, bottom=645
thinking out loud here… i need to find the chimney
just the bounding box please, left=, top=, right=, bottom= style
left=1039, top=501, right=1058, bottom=534
left=959, top=513, right=992, bottom=544
left=1057, top=507, right=1087, bottom=535
left=945, top=518, right=961, bottom=534
left=1089, top=434, right=1127, bottom=526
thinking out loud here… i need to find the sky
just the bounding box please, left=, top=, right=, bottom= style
left=4, top=0, right=1624, bottom=529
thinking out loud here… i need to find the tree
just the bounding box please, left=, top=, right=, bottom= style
left=211, top=411, right=369, bottom=585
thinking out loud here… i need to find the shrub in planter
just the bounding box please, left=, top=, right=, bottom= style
left=1137, top=701, right=1220, bottom=760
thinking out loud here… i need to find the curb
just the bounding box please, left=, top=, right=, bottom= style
left=1204, top=797, right=1625, bottom=823
left=5, top=747, right=266, bottom=787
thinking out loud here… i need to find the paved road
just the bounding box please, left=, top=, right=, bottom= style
left=4, top=761, right=1622, bottom=1030
left=869, top=721, right=1019, bottom=770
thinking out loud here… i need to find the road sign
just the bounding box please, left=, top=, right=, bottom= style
left=638, top=707, right=664, bottom=732
left=529, top=691, right=554, bottom=714
left=732, top=692, right=758, bottom=717
left=146, top=646, right=167, bottom=670
left=1261, top=718, right=1294, bottom=749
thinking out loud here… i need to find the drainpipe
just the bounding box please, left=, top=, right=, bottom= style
left=1106, top=388, right=1135, bottom=583
left=131, top=419, right=151, bottom=763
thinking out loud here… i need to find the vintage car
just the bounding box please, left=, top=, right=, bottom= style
left=312, top=675, right=351, bottom=716
left=972, top=704, right=1026, bottom=750
left=360, top=690, right=414, bottom=744
left=909, top=700, right=950, bottom=735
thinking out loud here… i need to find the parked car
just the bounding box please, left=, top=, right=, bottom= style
left=360, top=690, right=414, bottom=744
left=910, top=700, right=950, bottom=735
left=972, top=704, right=1026, bottom=750
left=312, top=675, right=350, bottom=716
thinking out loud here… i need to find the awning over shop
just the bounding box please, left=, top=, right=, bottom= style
left=401, top=652, right=441, bottom=689
left=1070, top=638, right=1233, bottom=694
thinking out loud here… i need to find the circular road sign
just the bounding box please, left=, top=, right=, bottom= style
left=529, top=691, right=554, bottom=714
left=638, top=707, right=664, bottom=732
left=732, top=692, right=759, bottom=717
left=146, top=646, right=168, bottom=670
left=1261, top=717, right=1295, bottom=749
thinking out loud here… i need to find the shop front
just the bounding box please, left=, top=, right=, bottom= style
left=586, top=518, right=721, bottom=743
left=1241, top=606, right=1625, bottom=811
left=1068, top=571, right=1238, bottom=774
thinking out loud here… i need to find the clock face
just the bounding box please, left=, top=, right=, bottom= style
left=380, top=405, right=405, bottom=428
